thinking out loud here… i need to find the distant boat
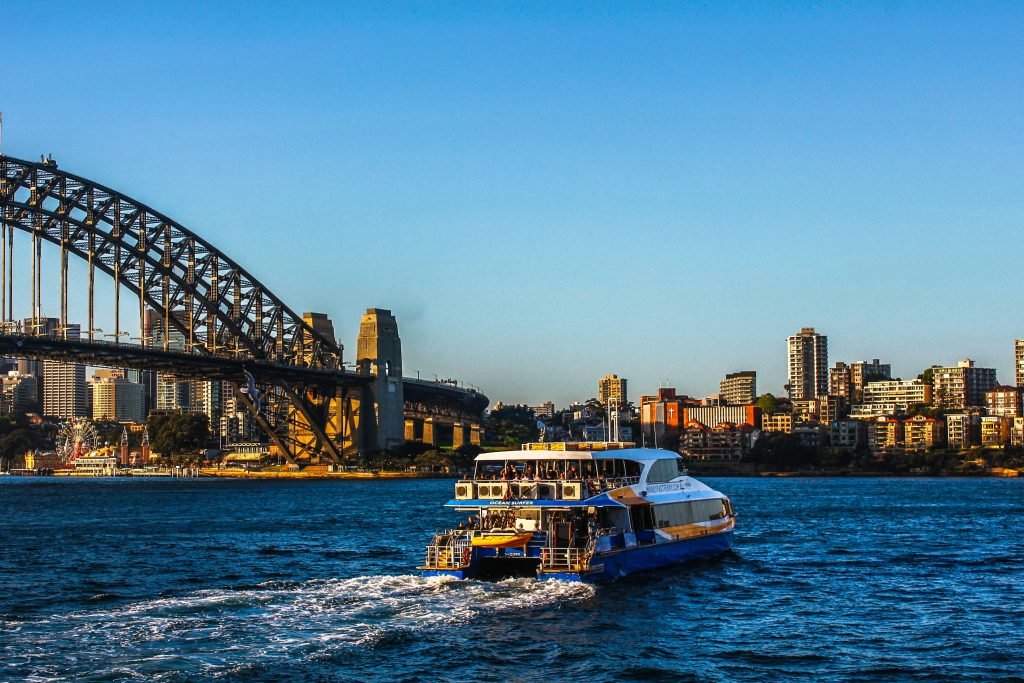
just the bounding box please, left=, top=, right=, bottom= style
left=420, top=442, right=735, bottom=582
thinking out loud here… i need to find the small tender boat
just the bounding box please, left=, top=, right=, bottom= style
left=419, top=442, right=736, bottom=582
left=471, top=530, right=534, bottom=549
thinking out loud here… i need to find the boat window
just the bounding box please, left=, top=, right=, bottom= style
left=544, top=460, right=561, bottom=479
left=646, top=459, right=678, bottom=483
left=676, top=458, right=688, bottom=476
left=566, top=460, right=582, bottom=479
left=623, top=460, right=642, bottom=478
left=582, top=460, right=597, bottom=478
left=655, top=498, right=727, bottom=527
left=476, top=463, right=503, bottom=480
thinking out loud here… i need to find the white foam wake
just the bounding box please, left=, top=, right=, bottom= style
left=2, top=575, right=595, bottom=681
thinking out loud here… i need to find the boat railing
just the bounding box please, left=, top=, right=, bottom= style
left=423, top=531, right=473, bottom=570
left=540, top=546, right=590, bottom=572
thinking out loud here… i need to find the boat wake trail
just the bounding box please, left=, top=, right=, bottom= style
left=0, top=575, right=595, bottom=681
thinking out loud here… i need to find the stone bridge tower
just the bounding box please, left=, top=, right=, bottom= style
left=356, top=308, right=405, bottom=451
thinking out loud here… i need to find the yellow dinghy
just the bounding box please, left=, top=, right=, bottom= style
left=471, top=530, right=534, bottom=549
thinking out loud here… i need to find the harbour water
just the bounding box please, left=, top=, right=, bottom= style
left=1, top=477, right=1021, bottom=681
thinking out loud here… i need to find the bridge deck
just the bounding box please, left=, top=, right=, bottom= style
left=0, top=334, right=368, bottom=388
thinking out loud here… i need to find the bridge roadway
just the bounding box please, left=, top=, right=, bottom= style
left=0, top=334, right=490, bottom=447
left=0, top=333, right=367, bottom=388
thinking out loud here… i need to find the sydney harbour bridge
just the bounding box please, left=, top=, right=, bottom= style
left=0, top=153, right=488, bottom=465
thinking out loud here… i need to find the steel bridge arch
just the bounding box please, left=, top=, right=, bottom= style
left=0, top=154, right=352, bottom=464
left=0, top=154, right=339, bottom=367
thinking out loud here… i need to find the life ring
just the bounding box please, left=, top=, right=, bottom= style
left=461, top=547, right=472, bottom=565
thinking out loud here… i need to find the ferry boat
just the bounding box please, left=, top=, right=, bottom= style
left=420, top=442, right=735, bottom=582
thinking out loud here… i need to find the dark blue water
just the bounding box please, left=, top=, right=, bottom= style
left=1, top=477, right=1021, bottom=682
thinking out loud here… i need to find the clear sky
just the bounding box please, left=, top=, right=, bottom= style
left=2, top=2, right=1023, bottom=406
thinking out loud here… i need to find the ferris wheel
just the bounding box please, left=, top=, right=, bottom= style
left=56, top=418, right=100, bottom=465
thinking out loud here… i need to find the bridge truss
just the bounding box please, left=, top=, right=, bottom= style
left=0, top=154, right=366, bottom=465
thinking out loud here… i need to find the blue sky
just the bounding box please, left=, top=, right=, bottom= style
left=2, top=2, right=1023, bottom=406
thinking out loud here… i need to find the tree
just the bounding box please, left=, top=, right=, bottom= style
left=0, top=412, right=49, bottom=470
left=148, top=412, right=211, bottom=456
left=485, top=405, right=540, bottom=447
left=746, top=432, right=818, bottom=471
left=756, top=393, right=780, bottom=414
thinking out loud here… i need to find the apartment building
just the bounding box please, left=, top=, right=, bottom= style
left=720, top=371, right=756, bottom=405
left=762, top=412, right=794, bottom=433
left=931, top=360, right=998, bottom=409
left=980, top=416, right=1011, bottom=448
left=829, top=419, right=867, bottom=450
left=850, top=379, right=932, bottom=417
left=598, top=374, right=628, bottom=408
left=903, top=415, right=941, bottom=451
left=678, top=421, right=754, bottom=462
left=787, top=328, right=828, bottom=400
left=985, top=385, right=1021, bottom=418
left=945, top=413, right=981, bottom=448
left=866, top=416, right=903, bottom=452
left=1016, top=339, right=1024, bottom=388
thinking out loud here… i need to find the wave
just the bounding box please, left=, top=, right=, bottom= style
left=0, top=574, right=595, bottom=681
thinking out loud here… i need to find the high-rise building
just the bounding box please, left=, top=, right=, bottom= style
left=598, top=374, right=628, bottom=407
left=42, top=324, right=88, bottom=419
left=19, top=317, right=60, bottom=406
left=191, top=380, right=224, bottom=434
left=1015, top=339, right=1024, bottom=388
left=829, top=362, right=852, bottom=399
left=220, top=390, right=257, bottom=443
left=1, top=371, right=38, bottom=414
left=931, top=360, right=998, bottom=410
left=150, top=308, right=192, bottom=413
left=91, top=374, right=146, bottom=423
left=787, top=328, right=828, bottom=400
left=720, top=371, right=756, bottom=405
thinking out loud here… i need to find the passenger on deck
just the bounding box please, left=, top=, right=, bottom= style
left=568, top=465, right=579, bottom=479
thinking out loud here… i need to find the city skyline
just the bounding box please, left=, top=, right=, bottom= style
left=3, top=3, right=1024, bottom=405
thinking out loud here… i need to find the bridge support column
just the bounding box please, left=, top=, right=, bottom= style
left=357, top=309, right=405, bottom=451
left=423, top=417, right=437, bottom=446
left=452, top=422, right=466, bottom=449
left=470, top=423, right=482, bottom=446
left=405, top=419, right=416, bottom=441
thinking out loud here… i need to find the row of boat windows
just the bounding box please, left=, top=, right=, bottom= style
left=474, top=459, right=645, bottom=480
left=654, top=498, right=730, bottom=529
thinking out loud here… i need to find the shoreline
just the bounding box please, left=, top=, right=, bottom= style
left=686, top=467, right=1021, bottom=478
left=197, top=469, right=454, bottom=480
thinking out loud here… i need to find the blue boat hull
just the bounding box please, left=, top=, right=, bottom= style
left=421, top=530, right=733, bottom=583
left=540, top=529, right=734, bottom=583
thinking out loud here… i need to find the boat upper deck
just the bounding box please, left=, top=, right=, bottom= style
left=448, top=443, right=721, bottom=507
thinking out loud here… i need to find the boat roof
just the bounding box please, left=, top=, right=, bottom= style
left=475, top=444, right=680, bottom=462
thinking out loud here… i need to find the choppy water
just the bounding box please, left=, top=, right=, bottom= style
left=0, top=476, right=1021, bottom=682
